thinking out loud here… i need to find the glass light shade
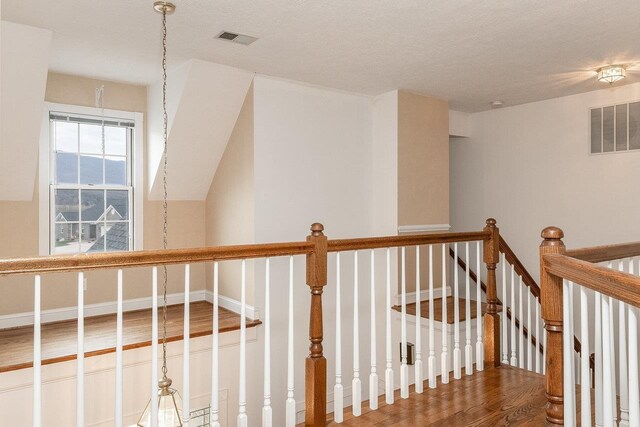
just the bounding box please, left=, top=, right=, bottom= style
left=137, top=378, right=184, bottom=427
left=597, top=65, right=626, bottom=84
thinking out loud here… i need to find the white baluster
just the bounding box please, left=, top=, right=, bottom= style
left=415, top=246, right=423, bottom=393
left=151, top=267, right=159, bottom=427
left=115, top=270, right=123, bottom=427
left=607, top=263, right=617, bottom=426
left=510, top=264, right=517, bottom=366
left=77, top=272, right=84, bottom=427
left=610, top=296, right=618, bottom=426
left=620, top=261, right=630, bottom=427
left=286, top=256, right=295, bottom=427
left=334, top=253, right=344, bottom=422
left=428, top=245, right=437, bottom=387
left=370, top=250, right=379, bottom=408
left=385, top=248, right=394, bottom=404
left=629, top=305, right=640, bottom=427
left=580, top=286, right=592, bottom=427
left=563, top=280, right=576, bottom=425
left=595, top=291, right=603, bottom=427
left=527, top=288, right=532, bottom=372
left=211, top=263, right=220, bottom=427
left=263, top=259, right=272, bottom=427
left=400, top=247, right=409, bottom=398
left=353, top=251, right=362, bottom=414
left=453, top=242, right=461, bottom=379
left=33, top=275, right=41, bottom=427
left=535, top=299, right=541, bottom=374
left=518, top=276, right=524, bottom=369
left=629, top=261, right=640, bottom=427
left=464, top=242, right=473, bottom=376
left=441, top=243, right=449, bottom=384
left=501, top=254, right=508, bottom=364
left=238, top=260, right=248, bottom=427
left=475, top=241, right=483, bottom=372
left=183, top=265, right=190, bottom=426
left=602, top=294, right=614, bottom=425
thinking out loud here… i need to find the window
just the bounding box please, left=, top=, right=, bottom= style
left=40, top=104, right=144, bottom=255
left=590, top=101, right=640, bottom=154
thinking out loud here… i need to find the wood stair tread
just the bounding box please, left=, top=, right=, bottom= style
left=392, top=296, right=502, bottom=324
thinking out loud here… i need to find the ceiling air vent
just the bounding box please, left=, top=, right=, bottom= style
left=215, top=31, right=258, bottom=46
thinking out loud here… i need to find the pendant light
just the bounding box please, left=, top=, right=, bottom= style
left=137, top=2, right=184, bottom=426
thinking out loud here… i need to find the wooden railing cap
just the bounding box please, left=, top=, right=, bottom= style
left=310, top=223, right=325, bottom=236
left=486, top=218, right=497, bottom=227
left=541, top=226, right=564, bottom=241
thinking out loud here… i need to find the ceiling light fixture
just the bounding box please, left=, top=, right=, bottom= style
left=597, top=65, right=626, bottom=84
left=490, top=100, right=504, bottom=109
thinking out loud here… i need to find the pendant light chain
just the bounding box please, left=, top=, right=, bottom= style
left=161, top=7, right=169, bottom=381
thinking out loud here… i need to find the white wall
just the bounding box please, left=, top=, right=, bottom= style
left=451, top=82, right=640, bottom=280
left=0, top=21, right=51, bottom=200
left=252, top=75, right=393, bottom=423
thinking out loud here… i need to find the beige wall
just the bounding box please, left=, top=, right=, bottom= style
left=0, top=73, right=206, bottom=315
left=205, top=84, right=254, bottom=304
left=397, top=91, right=450, bottom=293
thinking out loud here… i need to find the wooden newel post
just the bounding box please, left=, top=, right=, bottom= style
left=305, top=223, right=328, bottom=426
left=483, top=218, right=501, bottom=367
left=540, top=226, right=565, bottom=426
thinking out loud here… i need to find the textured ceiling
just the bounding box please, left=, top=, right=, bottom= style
left=3, top=0, right=640, bottom=111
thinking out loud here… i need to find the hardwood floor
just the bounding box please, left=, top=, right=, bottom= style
left=0, top=301, right=260, bottom=373
left=324, top=365, right=547, bottom=426
left=393, top=297, right=502, bottom=324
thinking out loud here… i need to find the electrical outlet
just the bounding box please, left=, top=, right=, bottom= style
left=83, top=278, right=88, bottom=291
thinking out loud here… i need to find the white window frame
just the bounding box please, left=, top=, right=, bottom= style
left=39, top=102, right=144, bottom=255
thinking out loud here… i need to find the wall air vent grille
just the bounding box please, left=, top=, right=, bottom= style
left=215, top=31, right=258, bottom=45
left=590, top=101, right=640, bottom=154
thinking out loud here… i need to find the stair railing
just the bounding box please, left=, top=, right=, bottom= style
left=0, top=219, right=503, bottom=427
left=451, top=234, right=592, bottom=376
left=539, top=227, right=640, bottom=426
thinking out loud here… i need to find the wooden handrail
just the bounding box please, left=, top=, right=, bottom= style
left=326, top=230, right=490, bottom=252
left=566, top=241, right=640, bottom=264
left=0, top=241, right=315, bottom=276
left=499, top=236, right=540, bottom=299
left=543, top=253, right=640, bottom=308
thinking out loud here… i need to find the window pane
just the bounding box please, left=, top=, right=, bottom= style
left=107, top=190, right=129, bottom=220
left=81, top=189, right=105, bottom=221
left=80, top=223, right=97, bottom=252
left=630, top=102, right=640, bottom=150
left=603, top=106, right=615, bottom=152
left=616, top=104, right=628, bottom=151
left=54, top=223, right=80, bottom=254
left=54, top=189, right=79, bottom=220
left=80, top=154, right=104, bottom=185
left=105, top=126, right=127, bottom=156
left=590, top=108, right=602, bottom=153
left=105, top=222, right=130, bottom=252
left=54, top=121, right=78, bottom=153
left=55, top=152, right=78, bottom=184
left=105, top=156, right=127, bottom=185
left=79, top=123, right=103, bottom=154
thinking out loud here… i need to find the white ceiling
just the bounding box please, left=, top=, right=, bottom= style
left=3, top=0, right=640, bottom=112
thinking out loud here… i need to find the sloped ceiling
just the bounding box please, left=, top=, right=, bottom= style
left=0, top=21, right=52, bottom=200
left=147, top=59, right=253, bottom=201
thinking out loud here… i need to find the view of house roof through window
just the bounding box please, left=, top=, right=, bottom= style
left=50, top=111, right=134, bottom=254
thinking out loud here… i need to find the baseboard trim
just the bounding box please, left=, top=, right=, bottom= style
left=0, top=290, right=258, bottom=329
left=394, top=287, right=451, bottom=306
left=398, top=224, right=451, bottom=234
left=203, top=290, right=259, bottom=320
